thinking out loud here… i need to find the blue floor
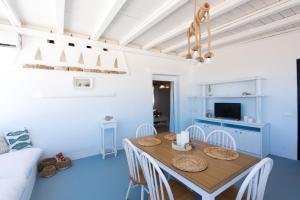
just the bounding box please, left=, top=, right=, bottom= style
left=31, top=152, right=300, bottom=200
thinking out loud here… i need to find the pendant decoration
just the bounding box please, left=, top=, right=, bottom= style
left=96, top=55, right=101, bottom=67
left=114, top=58, right=118, bottom=68
left=34, top=47, right=42, bottom=60
left=59, top=50, right=67, bottom=62
left=78, top=52, right=84, bottom=64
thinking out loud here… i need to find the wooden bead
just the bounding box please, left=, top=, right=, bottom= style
left=204, top=52, right=214, bottom=58
left=186, top=53, right=192, bottom=59
left=197, top=56, right=205, bottom=63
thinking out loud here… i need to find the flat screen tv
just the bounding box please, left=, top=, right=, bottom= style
left=214, top=103, right=241, bottom=120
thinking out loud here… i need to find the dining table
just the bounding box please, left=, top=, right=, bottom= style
left=131, top=132, right=260, bottom=200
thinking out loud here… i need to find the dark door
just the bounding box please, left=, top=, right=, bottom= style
left=297, top=59, right=300, bottom=160
left=153, top=81, right=171, bottom=133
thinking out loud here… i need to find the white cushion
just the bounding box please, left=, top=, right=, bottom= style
left=0, top=177, right=26, bottom=200
left=0, top=136, right=9, bottom=154
left=0, top=148, right=42, bottom=179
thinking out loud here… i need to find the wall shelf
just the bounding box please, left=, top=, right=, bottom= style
left=203, top=95, right=266, bottom=98
left=195, top=117, right=266, bottom=128
left=199, top=77, right=265, bottom=123
left=37, top=92, right=116, bottom=98
left=198, top=76, right=265, bottom=85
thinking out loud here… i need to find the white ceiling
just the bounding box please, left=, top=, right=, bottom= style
left=64, top=0, right=117, bottom=35
left=0, top=0, right=299, bottom=57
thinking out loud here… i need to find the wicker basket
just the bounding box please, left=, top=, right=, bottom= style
left=56, top=157, right=72, bottom=170
left=38, top=158, right=57, bottom=172
left=39, top=165, right=56, bottom=178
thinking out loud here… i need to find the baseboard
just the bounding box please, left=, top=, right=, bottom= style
left=68, top=146, right=125, bottom=160
left=67, top=148, right=99, bottom=160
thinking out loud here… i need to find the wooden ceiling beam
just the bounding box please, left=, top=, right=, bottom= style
left=120, top=0, right=189, bottom=46
left=0, top=24, right=185, bottom=61
left=143, top=0, right=250, bottom=50
left=55, top=0, right=65, bottom=34
left=178, top=13, right=300, bottom=56
left=165, top=0, right=300, bottom=54
left=209, top=14, right=300, bottom=50
left=0, top=0, right=22, bottom=49
left=0, top=0, right=21, bottom=26
left=91, top=0, right=127, bottom=40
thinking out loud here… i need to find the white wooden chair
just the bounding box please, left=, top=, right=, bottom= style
left=205, top=130, right=237, bottom=150
left=123, top=139, right=147, bottom=200
left=139, top=151, right=197, bottom=200
left=216, top=157, right=273, bottom=200
left=185, top=125, right=206, bottom=141
left=136, top=123, right=157, bottom=138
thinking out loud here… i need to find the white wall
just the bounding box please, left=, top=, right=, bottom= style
left=0, top=36, right=195, bottom=159
left=1, top=30, right=298, bottom=160
left=194, top=30, right=300, bottom=160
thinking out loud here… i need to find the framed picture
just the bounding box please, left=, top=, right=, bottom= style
left=73, top=77, right=93, bottom=89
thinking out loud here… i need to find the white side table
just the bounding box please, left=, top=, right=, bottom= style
left=100, top=119, right=117, bottom=159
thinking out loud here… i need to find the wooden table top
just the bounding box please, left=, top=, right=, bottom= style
left=131, top=132, right=259, bottom=193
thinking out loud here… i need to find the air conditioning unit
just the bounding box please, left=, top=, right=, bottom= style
left=0, top=31, right=19, bottom=47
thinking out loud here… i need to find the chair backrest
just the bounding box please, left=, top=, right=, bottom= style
left=205, top=130, right=237, bottom=150
left=123, top=138, right=142, bottom=183
left=140, top=152, right=174, bottom=200
left=185, top=125, right=206, bottom=141
left=136, top=123, right=157, bottom=138
left=236, top=158, right=273, bottom=200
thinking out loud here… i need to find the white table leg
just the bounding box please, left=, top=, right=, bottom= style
left=102, top=128, right=105, bottom=160
left=114, top=127, right=117, bottom=157
left=202, top=194, right=215, bottom=200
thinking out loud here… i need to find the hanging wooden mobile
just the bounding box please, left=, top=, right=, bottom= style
left=186, top=1, right=213, bottom=63
left=78, top=53, right=84, bottom=64
left=114, top=58, right=119, bottom=68
left=59, top=50, right=67, bottom=62
left=34, top=47, right=42, bottom=60
left=96, top=55, right=101, bottom=67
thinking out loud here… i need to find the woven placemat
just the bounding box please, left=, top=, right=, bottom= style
left=137, top=138, right=161, bottom=147
left=164, top=133, right=176, bottom=141
left=204, top=147, right=239, bottom=161
left=172, top=155, right=208, bottom=172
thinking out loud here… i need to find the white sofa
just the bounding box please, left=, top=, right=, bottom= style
left=0, top=148, right=43, bottom=200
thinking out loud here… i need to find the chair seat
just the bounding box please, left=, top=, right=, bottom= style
left=129, top=167, right=146, bottom=185
left=170, top=179, right=197, bottom=200
left=148, top=179, right=197, bottom=200
left=216, top=186, right=246, bottom=200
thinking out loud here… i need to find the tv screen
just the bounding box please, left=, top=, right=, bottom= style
left=214, top=103, right=241, bottom=120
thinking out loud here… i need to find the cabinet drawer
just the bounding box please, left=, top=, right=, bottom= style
left=237, top=130, right=261, bottom=155
left=221, top=127, right=239, bottom=147
left=101, top=122, right=117, bottom=129
left=194, top=122, right=219, bottom=136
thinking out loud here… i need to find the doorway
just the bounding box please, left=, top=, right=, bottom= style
left=153, top=81, right=171, bottom=133
left=152, top=75, right=179, bottom=133
left=297, top=59, right=300, bottom=160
